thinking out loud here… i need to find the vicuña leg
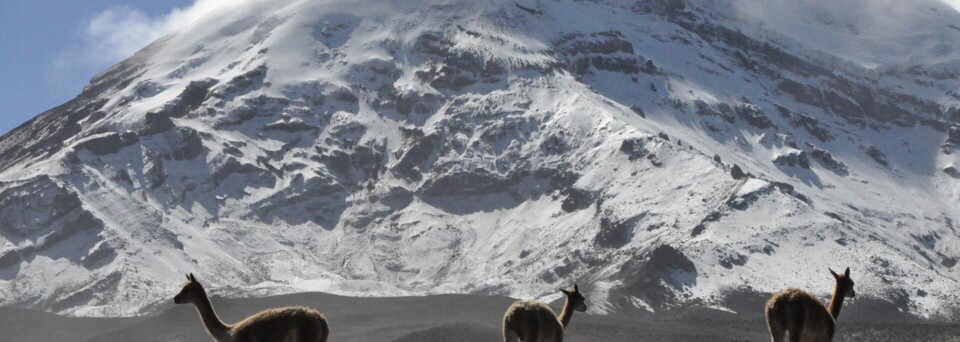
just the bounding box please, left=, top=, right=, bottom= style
left=787, top=321, right=803, bottom=342
left=503, top=326, right=518, bottom=342
left=766, top=308, right=786, bottom=342
left=525, top=321, right=540, bottom=342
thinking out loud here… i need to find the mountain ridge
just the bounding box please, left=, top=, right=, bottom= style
left=2, top=0, right=960, bottom=319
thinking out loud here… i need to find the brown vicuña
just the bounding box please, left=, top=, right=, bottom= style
left=502, top=284, right=587, bottom=342
left=174, top=273, right=329, bottom=342
left=765, top=267, right=856, bottom=342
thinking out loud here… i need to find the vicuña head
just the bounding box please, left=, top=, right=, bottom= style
left=830, top=267, right=856, bottom=299
left=502, top=284, right=587, bottom=342
left=560, top=284, right=588, bottom=312
left=174, top=273, right=204, bottom=305
left=765, top=267, right=855, bottom=342
left=173, top=273, right=329, bottom=342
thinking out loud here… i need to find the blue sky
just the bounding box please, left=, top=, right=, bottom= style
left=3, top=0, right=960, bottom=137
left=0, top=0, right=194, bottom=136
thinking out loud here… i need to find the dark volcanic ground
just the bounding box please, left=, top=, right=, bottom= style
left=2, top=293, right=958, bottom=341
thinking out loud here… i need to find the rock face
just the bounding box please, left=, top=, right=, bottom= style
left=2, top=0, right=960, bottom=319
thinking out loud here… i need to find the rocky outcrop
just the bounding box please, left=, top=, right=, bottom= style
left=611, top=245, right=697, bottom=308
left=772, top=150, right=811, bottom=169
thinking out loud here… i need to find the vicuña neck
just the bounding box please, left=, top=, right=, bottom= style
left=558, top=297, right=575, bottom=328
left=827, top=285, right=847, bottom=320
left=194, top=291, right=232, bottom=341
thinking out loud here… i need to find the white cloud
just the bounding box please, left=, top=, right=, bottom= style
left=43, top=0, right=235, bottom=99
left=48, top=0, right=231, bottom=82
left=81, top=0, right=230, bottom=65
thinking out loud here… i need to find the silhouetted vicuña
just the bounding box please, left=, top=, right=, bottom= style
left=765, top=267, right=855, bottom=342
left=502, top=284, right=587, bottom=342
left=174, top=273, right=329, bottom=342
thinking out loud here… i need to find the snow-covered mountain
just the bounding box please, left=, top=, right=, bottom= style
left=4, top=0, right=960, bottom=318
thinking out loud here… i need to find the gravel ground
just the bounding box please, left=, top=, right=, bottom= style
left=2, top=293, right=957, bottom=341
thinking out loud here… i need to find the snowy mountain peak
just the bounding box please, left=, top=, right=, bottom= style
left=2, top=0, right=960, bottom=319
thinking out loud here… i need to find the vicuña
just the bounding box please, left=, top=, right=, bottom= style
left=174, top=273, right=330, bottom=342
left=502, top=284, right=587, bottom=342
left=765, top=267, right=856, bottom=342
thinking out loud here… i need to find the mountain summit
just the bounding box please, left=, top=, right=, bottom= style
left=3, top=0, right=960, bottom=318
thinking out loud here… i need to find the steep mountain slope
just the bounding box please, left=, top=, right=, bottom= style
left=3, top=0, right=960, bottom=318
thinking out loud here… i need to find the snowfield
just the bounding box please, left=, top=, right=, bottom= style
left=2, top=0, right=960, bottom=319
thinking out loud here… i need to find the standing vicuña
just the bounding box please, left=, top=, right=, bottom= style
left=765, top=267, right=855, bottom=342
left=502, top=284, right=587, bottom=342
left=174, top=273, right=329, bottom=342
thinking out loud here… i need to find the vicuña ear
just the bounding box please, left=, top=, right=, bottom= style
left=186, top=274, right=191, bottom=281
left=189, top=273, right=196, bottom=282
left=559, top=288, right=571, bottom=296
left=829, top=268, right=839, bottom=279
left=574, top=284, right=579, bottom=293
left=844, top=267, right=850, bottom=277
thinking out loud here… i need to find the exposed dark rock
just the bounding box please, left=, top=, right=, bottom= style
left=772, top=150, right=811, bottom=169
left=164, top=128, right=205, bottom=161
left=777, top=80, right=821, bottom=107
left=642, top=59, right=658, bottom=74
left=536, top=168, right=580, bottom=190
left=823, top=213, right=845, bottom=225
left=728, top=185, right=771, bottom=211
left=612, top=245, right=697, bottom=308
left=81, top=242, right=118, bottom=269
left=770, top=181, right=811, bottom=204
left=370, top=186, right=414, bottom=210
left=413, top=32, right=506, bottom=89
left=250, top=174, right=348, bottom=227
left=145, top=159, right=166, bottom=189
left=866, top=146, right=889, bottom=166
left=692, top=212, right=723, bottom=237
left=810, top=147, right=848, bottom=175
left=943, top=125, right=960, bottom=154
left=264, top=119, right=318, bottom=133
left=413, top=32, right=448, bottom=55
left=595, top=214, right=636, bottom=248
left=112, top=169, right=133, bottom=184
left=632, top=0, right=687, bottom=17
left=211, top=157, right=268, bottom=185
left=392, top=128, right=441, bottom=182
left=561, top=188, right=594, bottom=212
left=734, top=103, right=774, bottom=129
left=719, top=253, right=748, bottom=269
left=211, top=65, right=267, bottom=99
left=392, top=90, right=442, bottom=115
left=696, top=100, right=735, bottom=123
left=74, top=132, right=139, bottom=156
left=319, top=141, right=386, bottom=184
left=419, top=169, right=525, bottom=197
left=943, top=166, right=960, bottom=178
left=139, top=112, right=175, bottom=136
left=165, top=78, right=218, bottom=118
left=554, top=31, right=640, bottom=77
left=776, top=105, right=834, bottom=142
left=514, top=2, right=542, bottom=15
left=620, top=138, right=650, bottom=161
left=731, top=164, right=746, bottom=180
left=539, top=134, right=569, bottom=155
